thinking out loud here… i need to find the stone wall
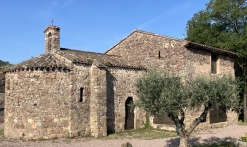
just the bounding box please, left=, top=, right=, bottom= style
left=90, top=65, right=107, bottom=137
left=106, top=67, right=146, bottom=133
left=3, top=63, right=146, bottom=139
left=106, top=31, right=235, bottom=78
left=4, top=69, right=71, bottom=139
left=218, top=55, right=235, bottom=76
left=68, top=64, right=91, bottom=137
left=106, top=31, right=237, bottom=130
left=187, top=48, right=235, bottom=77
left=106, top=31, right=189, bottom=74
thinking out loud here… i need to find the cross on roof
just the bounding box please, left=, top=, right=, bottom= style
left=51, top=19, right=54, bottom=26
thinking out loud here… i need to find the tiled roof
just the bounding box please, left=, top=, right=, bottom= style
left=185, top=42, right=237, bottom=57
left=57, top=48, right=145, bottom=69
left=4, top=53, right=71, bottom=72
left=5, top=48, right=145, bottom=73
left=105, top=29, right=237, bottom=58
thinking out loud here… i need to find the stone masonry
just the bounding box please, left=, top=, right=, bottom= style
left=105, top=30, right=237, bottom=131
left=106, top=30, right=235, bottom=78
left=4, top=26, right=238, bottom=139
left=4, top=69, right=71, bottom=139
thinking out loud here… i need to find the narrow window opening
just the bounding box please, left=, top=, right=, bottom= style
left=48, top=32, right=52, bottom=50
left=48, top=32, right=52, bottom=37
left=211, top=54, right=218, bottom=74
left=158, top=51, right=161, bottom=58
left=79, top=88, right=83, bottom=102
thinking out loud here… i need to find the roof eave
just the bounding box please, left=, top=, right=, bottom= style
left=185, top=41, right=237, bottom=58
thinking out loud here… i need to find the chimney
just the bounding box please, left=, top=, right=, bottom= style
left=44, top=25, right=60, bottom=53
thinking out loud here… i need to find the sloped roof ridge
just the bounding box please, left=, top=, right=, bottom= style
left=60, top=47, right=120, bottom=57
left=134, top=29, right=182, bottom=41
left=136, top=30, right=236, bottom=57
left=58, top=47, right=145, bottom=69
left=104, top=29, right=237, bottom=57
left=185, top=41, right=237, bottom=57
left=104, top=29, right=182, bottom=54
left=104, top=30, right=136, bottom=54
left=4, top=53, right=70, bottom=73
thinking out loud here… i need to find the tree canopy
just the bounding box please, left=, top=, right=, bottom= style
left=186, top=0, right=247, bottom=122
left=0, top=60, right=11, bottom=68
left=134, top=70, right=241, bottom=147
left=0, top=60, right=12, bottom=74
left=186, top=0, right=247, bottom=56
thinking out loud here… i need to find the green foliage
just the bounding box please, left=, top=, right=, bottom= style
left=135, top=70, right=241, bottom=119
left=0, top=60, right=12, bottom=68
left=134, top=69, right=241, bottom=144
left=135, top=70, right=187, bottom=117
left=186, top=0, right=247, bottom=121
left=188, top=74, right=242, bottom=112
left=144, top=114, right=152, bottom=129
left=242, top=136, right=247, bottom=142
left=186, top=0, right=247, bottom=54
left=0, top=59, right=12, bottom=73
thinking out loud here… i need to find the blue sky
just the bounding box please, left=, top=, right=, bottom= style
left=0, top=0, right=209, bottom=64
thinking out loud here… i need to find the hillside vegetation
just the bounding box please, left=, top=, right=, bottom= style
left=0, top=60, right=12, bottom=73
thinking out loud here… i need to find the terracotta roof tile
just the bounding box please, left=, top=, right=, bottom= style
left=5, top=48, right=145, bottom=73
left=57, top=48, right=145, bottom=69
left=4, top=53, right=70, bottom=72
left=185, top=41, right=237, bottom=57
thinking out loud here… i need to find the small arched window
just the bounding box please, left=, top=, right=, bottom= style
left=48, top=32, right=52, bottom=37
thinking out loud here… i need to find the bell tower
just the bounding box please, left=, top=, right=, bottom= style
left=44, top=24, right=60, bottom=53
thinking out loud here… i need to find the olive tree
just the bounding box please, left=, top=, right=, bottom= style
left=134, top=70, right=241, bottom=147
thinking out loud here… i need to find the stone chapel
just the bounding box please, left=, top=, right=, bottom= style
left=4, top=25, right=238, bottom=139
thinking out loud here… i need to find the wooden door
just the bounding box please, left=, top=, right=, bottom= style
left=210, top=104, right=227, bottom=124
left=125, top=97, right=134, bottom=130
left=153, top=114, right=174, bottom=125
left=210, top=104, right=218, bottom=124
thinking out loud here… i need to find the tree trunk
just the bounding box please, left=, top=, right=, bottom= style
left=244, top=68, right=247, bottom=122
left=179, top=136, right=189, bottom=147
left=244, top=93, right=247, bottom=122
left=243, top=60, right=247, bottom=122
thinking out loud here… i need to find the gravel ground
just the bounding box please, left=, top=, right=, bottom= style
left=0, top=124, right=245, bottom=147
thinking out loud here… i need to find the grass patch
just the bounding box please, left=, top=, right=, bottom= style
left=193, top=141, right=235, bottom=147
left=95, top=115, right=176, bottom=140
left=0, top=129, right=4, bottom=136
left=238, top=120, right=247, bottom=125
left=104, top=127, right=176, bottom=140
left=37, top=138, right=48, bottom=141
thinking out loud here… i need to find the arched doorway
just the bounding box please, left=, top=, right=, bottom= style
left=125, top=97, right=134, bottom=130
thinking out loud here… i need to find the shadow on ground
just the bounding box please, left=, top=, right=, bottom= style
left=165, top=136, right=236, bottom=147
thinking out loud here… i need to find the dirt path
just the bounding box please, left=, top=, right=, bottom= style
left=0, top=124, right=245, bottom=147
